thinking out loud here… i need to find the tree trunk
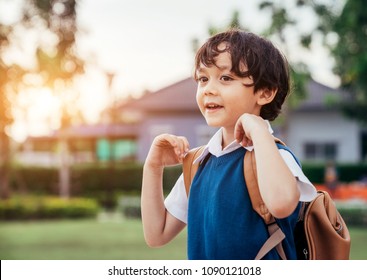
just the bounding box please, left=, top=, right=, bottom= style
left=0, top=132, right=11, bottom=199
left=59, top=133, right=70, bottom=199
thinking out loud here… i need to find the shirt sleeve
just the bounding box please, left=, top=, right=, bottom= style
left=279, top=149, right=317, bottom=202
left=164, top=174, right=188, bottom=224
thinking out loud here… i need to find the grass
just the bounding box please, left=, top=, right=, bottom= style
left=0, top=217, right=366, bottom=260
left=348, top=227, right=367, bottom=260
left=0, top=217, right=187, bottom=260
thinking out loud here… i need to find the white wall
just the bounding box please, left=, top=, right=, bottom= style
left=287, top=111, right=360, bottom=163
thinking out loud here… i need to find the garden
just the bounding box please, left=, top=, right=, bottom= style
left=1, top=163, right=367, bottom=260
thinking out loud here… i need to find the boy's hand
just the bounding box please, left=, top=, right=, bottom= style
left=146, top=134, right=190, bottom=169
left=234, top=113, right=269, bottom=147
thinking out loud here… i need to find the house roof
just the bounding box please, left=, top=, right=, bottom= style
left=117, top=77, right=199, bottom=113
left=295, top=80, right=346, bottom=112
left=60, top=123, right=138, bottom=138
left=26, top=124, right=138, bottom=141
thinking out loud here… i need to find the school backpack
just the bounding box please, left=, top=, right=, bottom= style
left=182, top=140, right=351, bottom=260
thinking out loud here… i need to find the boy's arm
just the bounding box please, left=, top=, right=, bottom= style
left=235, top=114, right=300, bottom=219
left=141, top=134, right=188, bottom=247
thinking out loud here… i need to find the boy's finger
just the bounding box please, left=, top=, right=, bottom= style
left=175, top=136, right=189, bottom=158
left=177, top=136, right=190, bottom=153
left=155, top=134, right=178, bottom=151
left=234, top=121, right=245, bottom=142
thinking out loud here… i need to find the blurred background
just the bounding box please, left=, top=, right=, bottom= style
left=0, top=0, right=366, bottom=260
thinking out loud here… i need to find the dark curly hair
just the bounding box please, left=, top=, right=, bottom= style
left=194, top=29, right=290, bottom=121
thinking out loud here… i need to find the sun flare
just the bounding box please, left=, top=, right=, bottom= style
left=11, top=87, right=62, bottom=142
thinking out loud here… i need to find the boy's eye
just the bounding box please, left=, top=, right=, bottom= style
left=197, top=76, right=208, bottom=83
left=221, top=75, right=233, bottom=82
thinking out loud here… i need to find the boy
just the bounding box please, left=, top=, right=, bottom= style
left=141, top=29, right=316, bottom=259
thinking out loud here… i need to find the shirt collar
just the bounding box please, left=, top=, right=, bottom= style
left=193, top=120, right=274, bottom=164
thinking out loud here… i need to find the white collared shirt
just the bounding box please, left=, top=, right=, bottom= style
left=164, top=125, right=317, bottom=224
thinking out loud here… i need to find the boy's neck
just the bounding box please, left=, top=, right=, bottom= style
left=221, top=128, right=235, bottom=150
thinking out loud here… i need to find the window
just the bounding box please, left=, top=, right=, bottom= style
left=324, top=143, right=337, bottom=160
left=304, top=142, right=338, bottom=161
left=361, top=131, right=367, bottom=161
left=113, top=140, right=137, bottom=160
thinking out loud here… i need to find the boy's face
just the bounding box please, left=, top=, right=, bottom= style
left=195, top=47, right=262, bottom=133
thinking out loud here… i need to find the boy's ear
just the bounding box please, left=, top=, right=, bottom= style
left=256, top=88, right=277, bottom=105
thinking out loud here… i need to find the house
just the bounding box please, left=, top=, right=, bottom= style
left=17, top=123, right=138, bottom=166
left=287, top=81, right=366, bottom=163
left=18, top=77, right=366, bottom=165
left=117, top=77, right=367, bottom=163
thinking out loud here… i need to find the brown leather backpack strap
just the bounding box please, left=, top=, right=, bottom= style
left=244, top=150, right=274, bottom=225
left=244, top=136, right=286, bottom=222
left=244, top=143, right=287, bottom=260
left=273, top=137, right=286, bottom=146
left=182, top=146, right=205, bottom=196
left=255, top=223, right=287, bottom=260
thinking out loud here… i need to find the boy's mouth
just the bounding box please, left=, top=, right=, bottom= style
left=205, top=103, right=223, bottom=111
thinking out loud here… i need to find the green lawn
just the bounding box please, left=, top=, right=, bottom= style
left=0, top=217, right=366, bottom=260
left=0, top=218, right=187, bottom=260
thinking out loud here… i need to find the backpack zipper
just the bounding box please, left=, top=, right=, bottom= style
left=303, top=248, right=309, bottom=260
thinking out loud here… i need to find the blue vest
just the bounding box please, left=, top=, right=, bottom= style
left=187, top=145, right=301, bottom=260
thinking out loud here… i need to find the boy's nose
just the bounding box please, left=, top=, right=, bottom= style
left=203, top=81, right=219, bottom=96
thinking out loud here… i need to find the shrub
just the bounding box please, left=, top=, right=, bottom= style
left=0, top=196, right=99, bottom=220
left=337, top=203, right=367, bottom=227
left=302, top=163, right=367, bottom=184
left=9, top=164, right=182, bottom=208
left=9, top=163, right=367, bottom=209
left=118, top=196, right=141, bottom=219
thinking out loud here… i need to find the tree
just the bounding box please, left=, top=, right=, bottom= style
left=331, top=0, right=367, bottom=125
left=259, top=0, right=367, bottom=126
left=0, top=0, right=84, bottom=199
left=208, top=10, right=244, bottom=36
left=191, top=11, right=246, bottom=53
left=0, top=5, right=24, bottom=199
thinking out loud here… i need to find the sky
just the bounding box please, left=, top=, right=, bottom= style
left=75, top=0, right=267, bottom=95
left=2, top=0, right=340, bottom=141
